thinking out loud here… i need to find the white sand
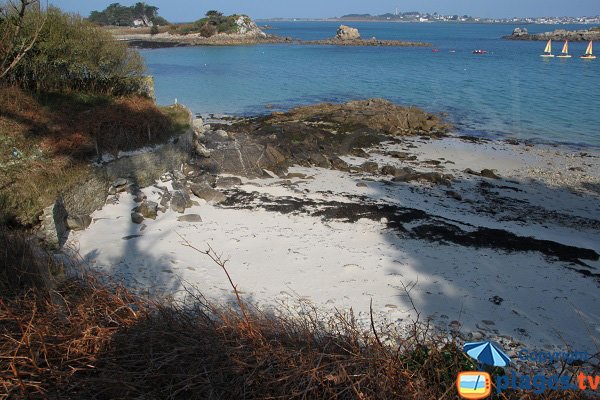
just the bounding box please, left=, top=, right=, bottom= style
left=66, top=136, right=600, bottom=355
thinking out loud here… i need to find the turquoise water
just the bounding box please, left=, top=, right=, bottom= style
left=141, top=22, right=600, bottom=146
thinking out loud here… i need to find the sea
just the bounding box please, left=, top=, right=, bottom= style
left=140, top=22, right=600, bottom=147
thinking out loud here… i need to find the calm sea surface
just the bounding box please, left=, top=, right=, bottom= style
left=141, top=22, right=600, bottom=146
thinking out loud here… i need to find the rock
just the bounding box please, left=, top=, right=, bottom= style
left=330, top=157, right=350, bottom=171
left=159, top=191, right=171, bottom=208
left=234, top=15, right=267, bottom=37
left=215, top=129, right=229, bottom=139
left=170, top=190, right=190, bottom=213
left=356, top=182, right=368, bottom=188
left=381, top=165, right=398, bottom=176
left=469, top=331, right=485, bottom=341
left=66, top=215, right=92, bottom=231
left=177, top=214, right=203, bottom=223
left=189, top=174, right=217, bottom=188
left=489, top=295, right=504, bottom=306
left=215, top=176, right=243, bottom=188
left=172, top=180, right=187, bottom=191
left=131, top=212, right=144, bottom=224
left=194, top=142, right=212, bottom=158
left=189, top=183, right=227, bottom=204
left=173, top=170, right=186, bottom=180
left=464, top=168, right=480, bottom=176
left=360, top=161, right=379, bottom=174
left=113, top=178, right=128, bottom=187
left=388, top=151, right=417, bottom=161
left=286, top=172, right=308, bottom=179
left=446, top=190, right=462, bottom=201
left=336, top=25, right=361, bottom=41
left=136, top=201, right=158, bottom=220
left=38, top=196, right=68, bottom=249
left=480, top=169, right=501, bottom=179
left=192, top=117, right=204, bottom=131
left=512, top=27, right=529, bottom=37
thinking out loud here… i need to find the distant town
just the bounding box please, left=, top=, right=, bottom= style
left=261, top=11, right=600, bottom=25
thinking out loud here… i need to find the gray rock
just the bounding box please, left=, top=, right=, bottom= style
left=194, top=141, right=211, bottom=158
left=171, top=180, right=186, bottom=191
left=469, top=331, right=485, bottom=341
left=480, top=169, right=501, bottom=179
left=136, top=201, right=158, bottom=220
left=131, top=212, right=144, bottom=224
left=189, top=183, right=227, bottom=204
left=173, top=170, right=186, bottom=180
left=356, top=182, right=368, bottom=187
left=170, top=190, right=190, bottom=213
left=177, top=214, right=203, bottom=223
left=381, top=165, right=398, bottom=176
left=66, top=215, right=92, bottom=231
left=216, top=176, right=243, bottom=188
left=215, top=129, right=229, bottom=139
left=159, top=191, right=172, bottom=208
left=330, top=157, right=350, bottom=171
left=38, top=196, right=68, bottom=249
left=189, top=174, right=217, bottom=187
left=446, top=190, right=462, bottom=201
left=112, top=178, right=128, bottom=187
left=360, top=161, right=379, bottom=174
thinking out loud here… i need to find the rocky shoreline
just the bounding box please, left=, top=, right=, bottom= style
left=117, top=24, right=431, bottom=48
left=504, top=26, right=600, bottom=41
left=54, top=98, right=600, bottom=355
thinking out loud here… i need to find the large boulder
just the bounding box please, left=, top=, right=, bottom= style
left=235, top=15, right=267, bottom=38
left=336, top=25, right=360, bottom=41
left=66, top=215, right=93, bottom=231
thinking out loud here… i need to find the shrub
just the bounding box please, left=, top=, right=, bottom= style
left=199, top=23, right=217, bottom=37
left=150, top=24, right=159, bottom=35
left=3, top=7, right=147, bottom=96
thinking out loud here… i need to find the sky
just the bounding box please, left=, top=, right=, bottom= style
left=49, top=0, right=600, bottom=22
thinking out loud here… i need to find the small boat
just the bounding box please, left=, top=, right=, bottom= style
left=432, top=48, right=439, bottom=53
left=540, top=40, right=554, bottom=57
left=580, top=41, right=596, bottom=59
left=557, top=40, right=572, bottom=58
left=472, top=49, right=487, bottom=54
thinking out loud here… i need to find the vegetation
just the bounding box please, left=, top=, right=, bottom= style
left=169, top=10, right=243, bottom=37
left=88, top=2, right=169, bottom=27
left=3, top=7, right=147, bottom=95
left=0, top=235, right=593, bottom=399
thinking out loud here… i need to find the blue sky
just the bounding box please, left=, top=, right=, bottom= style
left=50, top=0, right=600, bottom=22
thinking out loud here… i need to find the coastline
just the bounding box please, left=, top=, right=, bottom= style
left=66, top=103, right=600, bottom=356
left=115, top=32, right=432, bottom=48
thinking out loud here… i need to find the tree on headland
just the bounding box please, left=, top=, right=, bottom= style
left=88, top=2, right=168, bottom=27
left=205, top=10, right=223, bottom=18
left=0, top=0, right=46, bottom=79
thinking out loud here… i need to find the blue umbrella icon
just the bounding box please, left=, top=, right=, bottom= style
left=464, top=341, right=511, bottom=367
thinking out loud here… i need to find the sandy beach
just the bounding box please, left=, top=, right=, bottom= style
left=66, top=132, right=600, bottom=356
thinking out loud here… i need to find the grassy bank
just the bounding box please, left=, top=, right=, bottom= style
left=0, top=85, right=189, bottom=226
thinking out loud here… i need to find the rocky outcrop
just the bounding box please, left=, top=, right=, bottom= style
left=193, top=99, right=450, bottom=178
left=336, top=25, right=360, bottom=40
left=504, top=26, right=600, bottom=41
left=234, top=15, right=267, bottom=37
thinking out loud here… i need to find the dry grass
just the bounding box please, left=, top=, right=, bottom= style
left=0, top=235, right=594, bottom=399
left=0, top=85, right=190, bottom=225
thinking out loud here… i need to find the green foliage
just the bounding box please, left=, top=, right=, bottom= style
left=150, top=24, right=159, bottom=35
left=168, top=11, right=241, bottom=37
left=88, top=2, right=167, bottom=27
left=4, top=7, right=147, bottom=95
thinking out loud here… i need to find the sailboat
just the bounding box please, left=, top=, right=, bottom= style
left=580, top=41, right=596, bottom=59
left=540, top=40, right=554, bottom=57
left=557, top=40, right=572, bottom=58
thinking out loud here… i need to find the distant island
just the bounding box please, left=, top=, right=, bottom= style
left=504, top=26, right=600, bottom=41
left=260, top=12, right=600, bottom=25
